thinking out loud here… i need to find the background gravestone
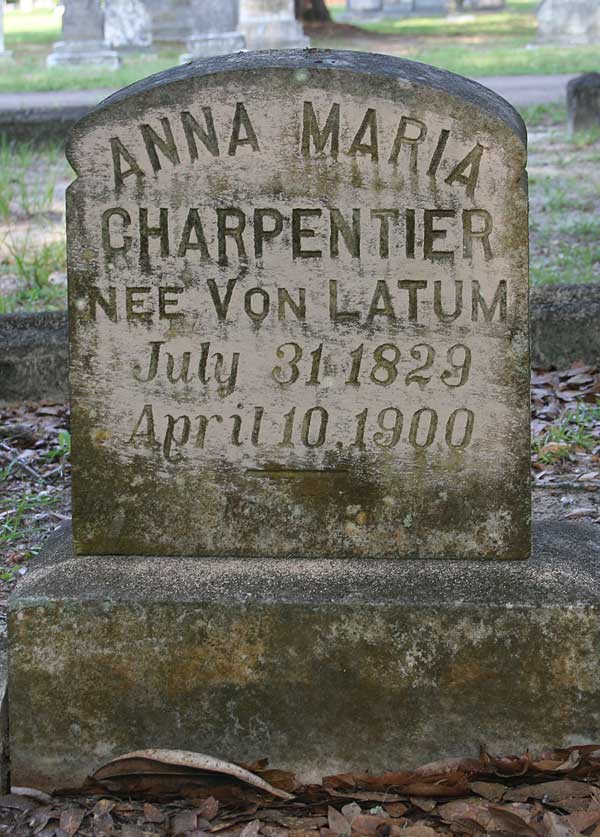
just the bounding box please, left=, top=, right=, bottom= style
left=537, top=0, right=600, bottom=44
left=66, top=50, right=530, bottom=560
left=567, top=72, right=600, bottom=133
left=180, top=0, right=245, bottom=62
left=0, top=0, right=13, bottom=61
left=105, top=0, right=153, bottom=50
left=46, top=0, right=120, bottom=69
left=144, top=0, right=192, bottom=41
left=238, top=0, right=309, bottom=49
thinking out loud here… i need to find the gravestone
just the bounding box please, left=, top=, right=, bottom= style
left=144, top=0, right=192, bottom=41
left=180, top=0, right=245, bottom=61
left=470, top=0, right=505, bottom=9
left=47, top=0, right=120, bottom=69
left=537, top=0, right=600, bottom=44
left=567, top=72, right=600, bottom=133
left=345, top=0, right=384, bottom=18
left=105, top=0, right=153, bottom=50
left=239, top=0, right=309, bottom=49
left=11, top=49, right=600, bottom=795
left=0, top=0, right=13, bottom=60
left=66, top=50, right=529, bottom=560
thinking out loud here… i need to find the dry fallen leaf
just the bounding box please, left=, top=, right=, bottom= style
left=239, top=819, right=261, bottom=837
left=59, top=807, right=85, bottom=835
left=327, top=806, right=351, bottom=836
left=505, top=780, right=593, bottom=803
left=93, top=750, right=294, bottom=800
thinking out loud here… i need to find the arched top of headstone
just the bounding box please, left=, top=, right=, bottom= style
left=67, top=49, right=526, bottom=165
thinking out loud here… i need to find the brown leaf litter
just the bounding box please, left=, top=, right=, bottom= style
left=4, top=745, right=600, bottom=836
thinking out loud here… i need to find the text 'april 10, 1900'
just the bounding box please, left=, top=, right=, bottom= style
left=67, top=51, right=530, bottom=559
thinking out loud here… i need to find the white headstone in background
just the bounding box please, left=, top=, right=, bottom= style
left=105, top=0, right=153, bottom=49
left=239, top=0, right=309, bottom=49
left=0, top=0, right=13, bottom=60
left=537, top=0, right=600, bottom=44
left=145, top=0, right=192, bottom=41
left=180, top=0, right=245, bottom=62
left=47, top=0, right=121, bottom=69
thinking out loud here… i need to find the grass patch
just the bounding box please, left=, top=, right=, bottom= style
left=354, top=9, right=536, bottom=38
left=0, top=49, right=181, bottom=93
left=0, top=140, right=68, bottom=312
left=4, top=7, right=61, bottom=46
left=0, top=489, right=59, bottom=562
left=0, top=139, right=63, bottom=221
left=0, top=238, right=66, bottom=313
left=519, top=102, right=567, bottom=128
left=533, top=401, right=600, bottom=463
left=530, top=171, right=600, bottom=285
left=408, top=42, right=599, bottom=77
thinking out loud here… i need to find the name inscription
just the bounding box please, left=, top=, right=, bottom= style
left=75, top=93, right=513, bottom=470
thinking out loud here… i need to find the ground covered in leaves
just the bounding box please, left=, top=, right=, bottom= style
left=4, top=746, right=600, bottom=836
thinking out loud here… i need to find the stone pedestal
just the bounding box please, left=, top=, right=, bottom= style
left=179, top=0, right=245, bottom=62
left=239, top=0, right=309, bottom=50
left=9, top=520, right=600, bottom=791
left=47, top=0, right=120, bottom=69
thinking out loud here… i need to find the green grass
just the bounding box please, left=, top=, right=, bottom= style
left=406, top=42, right=600, bottom=77
left=3, top=0, right=599, bottom=91
left=533, top=402, right=600, bottom=463
left=354, top=8, right=536, bottom=38
left=4, top=8, right=61, bottom=46
left=0, top=139, right=62, bottom=221
left=529, top=169, right=600, bottom=286
left=0, top=489, right=58, bottom=563
left=0, top=239, right=66, bottom=313
left=0, top=50, right=180, bottom=93
left=518, top=102, right=567, bottom=128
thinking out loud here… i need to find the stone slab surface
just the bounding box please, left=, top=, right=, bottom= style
left=9, top=520, right=600, bottom=790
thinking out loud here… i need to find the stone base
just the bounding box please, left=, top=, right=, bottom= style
left=9, top=520, right=600, bottom=791
left=179, top=31, right=246, bottom=63
left=46, top=41, right=121, bottom=70
left=241, top=18, right=309, bottom=50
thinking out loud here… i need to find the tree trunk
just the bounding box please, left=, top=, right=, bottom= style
left=295, top=0, right=332, bottom=22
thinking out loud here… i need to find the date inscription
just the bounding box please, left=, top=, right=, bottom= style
left=128, top=402, right=475, bottom=463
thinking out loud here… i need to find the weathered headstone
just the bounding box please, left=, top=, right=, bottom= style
left=0, top=0, right=13, bottom=61
left=537, top=0, right=600, bottom=44
left=47, top=0, right=120, bottom=69
left=345, top=0, right=384, bottom=18
left=179, top=0, right=245, bottom=61
left=105, top=0, right=153, bottom=50
left=567, top=72, right=600, bottom=133
left=470, top=0, right=505, bottom=9
left=239, top=0, right=309, bottom=49
left=66, top=50, right=530, bottom=560
left=14, top=49, right=600, bottom=798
